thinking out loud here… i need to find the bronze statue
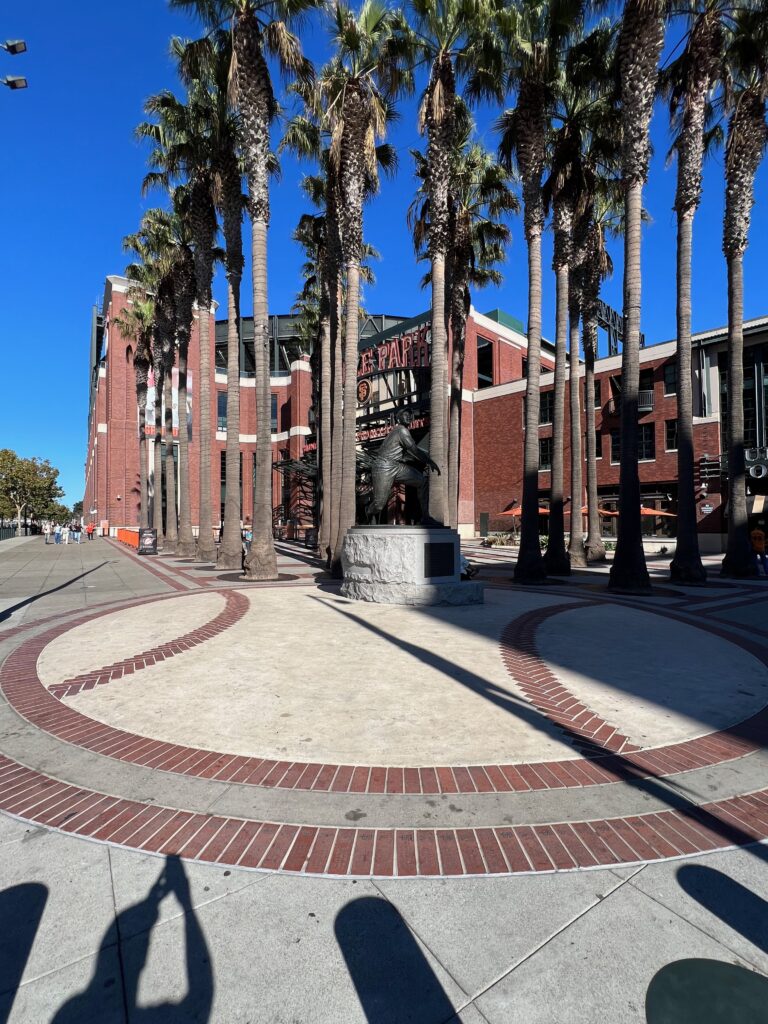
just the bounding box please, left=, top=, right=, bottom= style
left=365, top=409, right=441, bottom=524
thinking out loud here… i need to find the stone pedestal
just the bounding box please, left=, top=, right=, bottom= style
left=341, top=525, right=484, bottom=605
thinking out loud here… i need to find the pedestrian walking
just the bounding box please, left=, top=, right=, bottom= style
left=53, top=523, right=62, bottom=545
left=43, top=523, right=51, bottom=545
left=62, top=524, right=70, bottom=545
left=73, top=523, right=82, bottom=544
left=86, top=522, right=95, bottom=541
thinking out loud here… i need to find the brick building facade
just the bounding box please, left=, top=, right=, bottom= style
left=84, top=274, right=768, bottom=554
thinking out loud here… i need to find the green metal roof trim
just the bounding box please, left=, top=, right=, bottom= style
left=358, top=310, right=431, bottom=351
left=482, top=309, right=526, bottom=335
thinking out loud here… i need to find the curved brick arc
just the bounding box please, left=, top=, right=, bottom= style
left=48, top=590, right=249, bottom=698
left=0, top=593, right=764, bottom=794
left=1, top=749, right=768, bottom=876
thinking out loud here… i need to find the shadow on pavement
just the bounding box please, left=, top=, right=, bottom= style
left=676, top=865, right=768, bottom=956
left=0, top=882, right=48, bottom=1024
left=50, top=855, right=213, bottom=1023
left=335, top=896, right=456, bottom=1024
left=0, top=563, right=110, bottom=623
left=645, top=958, right=768, bottom=1023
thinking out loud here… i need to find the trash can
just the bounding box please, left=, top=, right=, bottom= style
left=138, top=528, right=158, bottom=555
left=304, top=527, right=318, bottom=549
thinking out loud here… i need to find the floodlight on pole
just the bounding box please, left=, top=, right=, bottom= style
left=1, top=76, right=27, bottom=90
left=1, top=40, right=27, bottom=55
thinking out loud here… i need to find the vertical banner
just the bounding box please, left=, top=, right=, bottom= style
left=143, top=369, right=192, bottom=440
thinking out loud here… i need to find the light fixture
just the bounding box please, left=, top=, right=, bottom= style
left=1, top=40, right=27, bottom=55
left=116, top=495, right=122, bottom=501
left=1, top=75, right=27, bottom=90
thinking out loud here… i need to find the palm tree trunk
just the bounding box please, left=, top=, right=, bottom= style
left=244, top=218, right=278, bottom=579
left=195, top=304, right=216, bottom=562
left=152, top=372, right=164, bottom=547
left=319, top=309, right=333, bottom=560
left=721, top=251, right=752, bottom=575
left=138, top=389, right=149, bottom=530
left=545, top=261, right=570, bottom=575
left=177, top=337, right=194, bottom=556
left=329, top=282, right=343, bottom=567
left=609, top=180, right=651, bottom=592
left=671, top=210, right=706, bottom=582
left=448, top=294, right=467, bottom=532
left=331, top=261, right=360, bottom=576
left=219, top=277, right=244, bottom=569
left=428, top=256, right=448, bottom=524
left=567, top=310, right=586, bottom=567
left=583, top=315, right=605, bottom=561
left=514, top=226, right=546, bottom=582
left=163, top=370, right=178, bottom=552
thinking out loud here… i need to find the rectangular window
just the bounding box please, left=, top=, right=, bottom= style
left=271, top=393, right=278, bottom=433
left=540, top=390, right=554, bottom=424
left=477, top=336, right=494, bottom=389
left=665, top=419, right=678, bottom=451
left=586, top=433, right=603, bottom=459
left=639, top=368, right=654, bottom=393
left=539, top=436, right=553, bottom=471
left=217, top=392, right=227, bottom=432
left=584, top=380, right=601, bottom=409
left=638, top=422, right=656, bottom=461
left=610, top=429, right=620, bottom=464
left=663, top=361, right=677, bottom=395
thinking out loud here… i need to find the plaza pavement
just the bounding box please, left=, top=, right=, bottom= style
left=0, top=534, right=767, bottom=1022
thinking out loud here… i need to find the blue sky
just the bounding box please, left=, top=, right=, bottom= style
left=1, top=2, right=767, bottom=505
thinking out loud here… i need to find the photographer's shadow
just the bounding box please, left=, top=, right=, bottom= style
left=51, top=855, right=213, bottom=1023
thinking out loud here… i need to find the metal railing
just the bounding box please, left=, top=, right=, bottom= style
left=608, top=390, right=655, bottom=416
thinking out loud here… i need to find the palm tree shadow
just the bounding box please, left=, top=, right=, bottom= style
left=0, top=882, right=48, bottom=1024
left=335, top=897, right=456, bottom=1024
left=0, top=563, right=111, bottom=623
left=676, top=865, right=768, bottom=956
left=50, top=855, right=213, bottom=1023
left=313, top=596, right=768, bottom=867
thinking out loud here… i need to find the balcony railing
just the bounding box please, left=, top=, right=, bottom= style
left=608, top=390, right=655, bottom=416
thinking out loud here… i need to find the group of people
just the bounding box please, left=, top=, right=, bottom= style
left=43, top=522, right=96, bottom=545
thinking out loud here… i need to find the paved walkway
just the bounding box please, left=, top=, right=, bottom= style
left=0, top=537, right=767, bottom=1022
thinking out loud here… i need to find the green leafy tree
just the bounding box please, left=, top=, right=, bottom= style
left=0, top=450, right=65, bottom=536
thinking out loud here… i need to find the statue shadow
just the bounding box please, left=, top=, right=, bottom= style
left=335, top=896, right=456, bottom=1024
left=50, top=855, right=213, bottom=1023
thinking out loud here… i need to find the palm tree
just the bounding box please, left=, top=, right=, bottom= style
left=173, top=0, right=322, bottom=579
left=139, top=87, right=220, bottom=563
left=112, top=297, right=155, bottom=530
left=172, top=237, right=198, bottom=557
left=175, top=32, right=249, bottom=570
left=320, top=0, right=404, bottom=574
left=410, top=108, right=516, bottom=529
left=496, top=0, right=583, bottom=583
left=661, top=2, right=723, bottom=584
left=608, top=0, right=666, bottom=594
left=391, top=0, right=501, bottom=524
left=720, top=6, right=768, bottom=577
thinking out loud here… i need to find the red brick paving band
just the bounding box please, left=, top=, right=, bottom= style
left=0, top=589, right=763, bottom=796
left=0, top=750, right=767, bottom=876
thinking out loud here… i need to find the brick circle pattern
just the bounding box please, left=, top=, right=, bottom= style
left=0, top=588, right=767, bottom=876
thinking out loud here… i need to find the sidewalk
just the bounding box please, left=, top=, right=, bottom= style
left=0, top=538, right=766, bottom=1022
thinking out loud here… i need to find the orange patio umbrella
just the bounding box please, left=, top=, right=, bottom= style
left=639, top=505, right=677, bottom=517
left=569, top=506, right=619, bottom=517
left=499, top=506, right=551, bottom=516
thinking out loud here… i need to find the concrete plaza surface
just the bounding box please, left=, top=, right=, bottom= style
left=0, top=535, right=767, bottom=1022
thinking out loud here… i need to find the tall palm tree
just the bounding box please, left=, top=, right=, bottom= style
left=175, top=32, right=249, bottom=570
left=410, top=108, right=516, bottom=529
left=391, top=0, right=501, bottom=524
left=608, top=0, right=666, bottom=593
left=173, top=0, right=321, bottom=579
left=542, top=22, right=616, bottom=572
left=139, top=87, right=220, bottom=563
left=321, top=0, right=404, bottom=574
left=172, top=237, right=198, bottom=557
left=661, top=1, right=723, bottom=584
left=112, top=297, right=155, bottom=530
left=720, top=6, right=768, bottom=577
left=496, top=0, right=583, bottom=583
